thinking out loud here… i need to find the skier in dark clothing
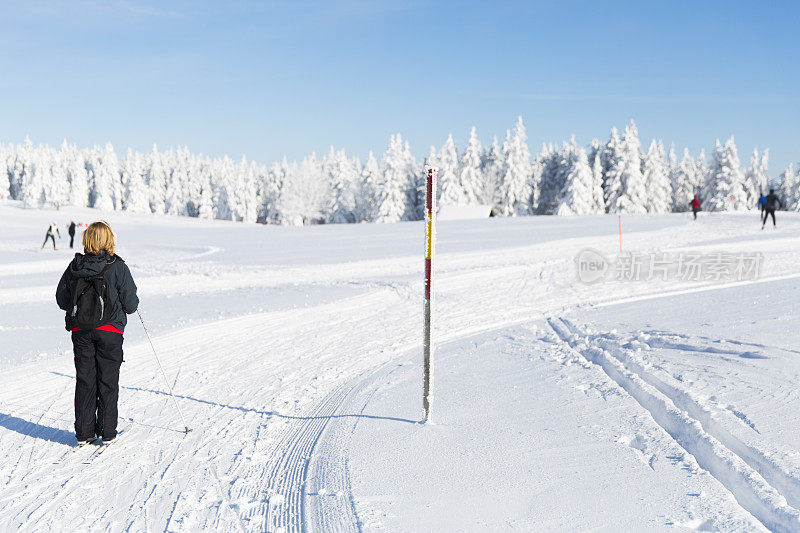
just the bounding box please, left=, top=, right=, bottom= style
left=762, top=189, right=782, bottom=229
left=690, top=195, right=701, bottom=220
left=68, top=221, right=77, bottom=249
left=56, top=221, right=138, bottom=446
left=41, top=222, right=60, bottom=250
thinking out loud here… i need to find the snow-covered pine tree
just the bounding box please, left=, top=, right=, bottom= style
left=376, top=134, right=411, bottom=223
left=526, top=147, right=544, bottom=214
left=324, top=148, right=359, bottom=224
left=195, top=158, right=214, bottom=220
left=589, top=146, right=605, bottom=213
left=226, top=155, right=247, bottom=221
left=458, top=126, right=483, bottom=205
left=707, top=137, right=748, bottom=211
left=254, top=162, right=270, bottom=222
left=146, top=145, right=168, bottom=215
left=610, top=120, right=647, bottom=214
left=759, top=149, right=770, bottom=196
left=31, top=146, right=54, bottom=208
left=162, top=148, right=184, bottom=216
left=399, top=139, right=422, bottom=222
left=343, top=152, right=362, bottom=222
left=744, top=148, right=770, bottom=209
left=271, top=159, right=298, bottom=225
left=63, top=143, right=88, bottom=208
left=671, top=149, right=698, bottom=212
left=173, top=147, right=195, bottom=217
left=321, top=146, right=338, bottom=221
left=86, top=144, right=115, bottom=212
left=46, top=144, right=70, bottom=209
left=214, top=155, right=237, bottom=220
left=106, top=143, right=123, bottom=211
left=667, top=143, right=677, bottom=180
left=354, top=151, right=380, bottom=223
left=304, top=153, right=329, bottom=223
left=121, top=148, right=149, bottom=213
left=696, top=149, right=711, bottom=203
left=601, top=128, right=622, bottom=213
left=437, top=134, right=462, bottom=207
left=479, top=136, right=502, bottom=206
left=643, top=139, right=671, bottom=213
left=555, top=142, right=600, bottom=215
left=12, top=137, right=36, bottom=207
left=535, top=143, right=562, bottom=215
left=743, top=149, right=760, bottom=209
left=8, top=137, right=31, bottom=200
left=494, top=117, right=531, bottom=216
left=587, top=138, right=602, bottom=170
left=777, top=163, right=797, bottom=211
left=231, top=156, right=259, bottom=223
left=19, top=142, right=45, bottom=208
left=667, top=144, right=679, bottom=211
left=263, top=158, right=288, bottom=223
left=183, top=151, right=203, bottom=217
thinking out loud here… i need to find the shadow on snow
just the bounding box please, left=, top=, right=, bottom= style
left=50, top=371, right=419, bottom=425
left=0, top=412, right=75, bottom=445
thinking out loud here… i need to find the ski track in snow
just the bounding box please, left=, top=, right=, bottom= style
left=3, top=205, right=800, bottom=530
left=546, top=317, right=800, bottom=532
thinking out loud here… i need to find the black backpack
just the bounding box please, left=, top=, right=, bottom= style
left=68, top=262, right=113, bottom=330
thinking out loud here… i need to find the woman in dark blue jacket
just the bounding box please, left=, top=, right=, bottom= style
left=56, top=221, right=138, bottom=445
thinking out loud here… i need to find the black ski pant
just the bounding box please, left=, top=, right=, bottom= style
left=69, top=232, right=75, bottom=248
left=692, top=208, right=698, bottom=220
left=42, top=232, right=56, bottom=249
left=72, top=330, right=124, bottom=440
left=763, top=208, right=776, bottom=226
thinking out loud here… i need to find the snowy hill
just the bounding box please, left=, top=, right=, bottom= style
left=1, top=200, right=800, bottom=531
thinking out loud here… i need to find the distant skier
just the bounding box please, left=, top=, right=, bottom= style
left=690, top=195, right=701, bottom=220
left=56, top=221, right=139, bottom=446
left=68, top=221, right=77, bottom=249
left=758, top=193, right=767, bottom=218
left=762, top=189, right=782, bottom=229
left=41, top=222, right=60, bottom=250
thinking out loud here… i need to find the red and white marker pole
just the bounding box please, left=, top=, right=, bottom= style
left=423, top=167, right=437, bottom=423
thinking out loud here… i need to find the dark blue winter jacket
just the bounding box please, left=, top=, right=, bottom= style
left=765, top=193, right=782, bottom=210
left=56, top=253, right=139, bottom=332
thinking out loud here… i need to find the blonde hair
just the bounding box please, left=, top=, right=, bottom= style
left=82, top=221, right=115, bottom=256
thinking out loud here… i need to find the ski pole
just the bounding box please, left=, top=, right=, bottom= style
left=137, top=310, right=192, bottom=435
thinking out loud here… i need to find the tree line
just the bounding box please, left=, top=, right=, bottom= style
left=2, top=118, right=797, bottom=225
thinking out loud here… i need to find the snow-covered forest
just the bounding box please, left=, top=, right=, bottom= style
left=2, top=118, right=796, bottom=225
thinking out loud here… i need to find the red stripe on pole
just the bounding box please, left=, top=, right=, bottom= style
left=424, top=258, right=431, bottom=299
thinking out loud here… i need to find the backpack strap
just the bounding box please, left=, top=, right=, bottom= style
left=98, top=261, right=114, bottom=277
left=70, top=279, right=86, bottom=317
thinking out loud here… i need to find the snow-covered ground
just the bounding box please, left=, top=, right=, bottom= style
left=1, top=200, right=799, bottom=532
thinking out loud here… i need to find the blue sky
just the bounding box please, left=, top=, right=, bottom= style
left=1, top=0, right=798, bottom=174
